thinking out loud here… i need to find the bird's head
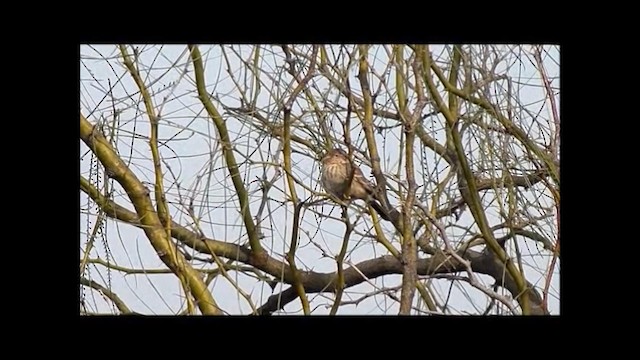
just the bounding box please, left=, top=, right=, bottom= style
left=322, top=148, right=348, bottom=165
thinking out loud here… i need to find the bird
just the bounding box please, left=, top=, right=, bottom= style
left=320, top=148, right=390, bottom=221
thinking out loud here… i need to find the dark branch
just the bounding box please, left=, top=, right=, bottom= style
left=82, top=176, right=549, bottom=316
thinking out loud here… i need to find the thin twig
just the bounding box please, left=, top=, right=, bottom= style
left=329, top=205, right=354, bottom=315
left=421, top=209, right=518, bottom=314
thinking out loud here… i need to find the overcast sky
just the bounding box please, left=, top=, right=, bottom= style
left=80, top=44, right=560, bottom=315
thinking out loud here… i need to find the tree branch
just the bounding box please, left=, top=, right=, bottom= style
left=80, top=114, right=221, bottom=315
left=188, top=45, right=264, bottom=256
left=81, top=172, right=548, bottom=315
left=80, top=277, right=135, bottom=315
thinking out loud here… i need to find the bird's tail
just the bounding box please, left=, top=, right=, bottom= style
left=369, top=200, right=391, bottom=221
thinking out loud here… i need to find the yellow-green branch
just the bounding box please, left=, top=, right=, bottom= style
left=80, top=277, right=134, bottom=315
left=428, top=51, right=559, bottom=188
left=80, top=113, right=221, bottom=315
left=188, top=45, right=263, bottom=255
left=117, top=44, right=193, bottom=311
left=418, top=46, right=531, bottom=314
left=287, top=201, right=310, bottom=314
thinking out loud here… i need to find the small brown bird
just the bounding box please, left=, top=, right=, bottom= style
left=320, top=148, right=390, bottom=221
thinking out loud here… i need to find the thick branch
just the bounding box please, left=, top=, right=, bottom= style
left=80, top=114, right=221, bottom=315
left=420, top=46, right=531, bottom=314
left=189, top=45, right=264, bottom=256
left=428, top=55, right=559, bottom=187
left=255, top=251, right=547, bottom=315
left=82, top=172, right=548, bottom=315
left=397, top=44, right=417, bottom=315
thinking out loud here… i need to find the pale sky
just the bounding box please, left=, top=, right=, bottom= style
left=80, top=44, right=560, bottom=315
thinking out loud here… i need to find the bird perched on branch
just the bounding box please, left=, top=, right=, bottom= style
left=320, top=148, right=390, bottom=221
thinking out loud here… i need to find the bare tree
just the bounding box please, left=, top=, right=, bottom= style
left=80, top=44, right=559, bottom=315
